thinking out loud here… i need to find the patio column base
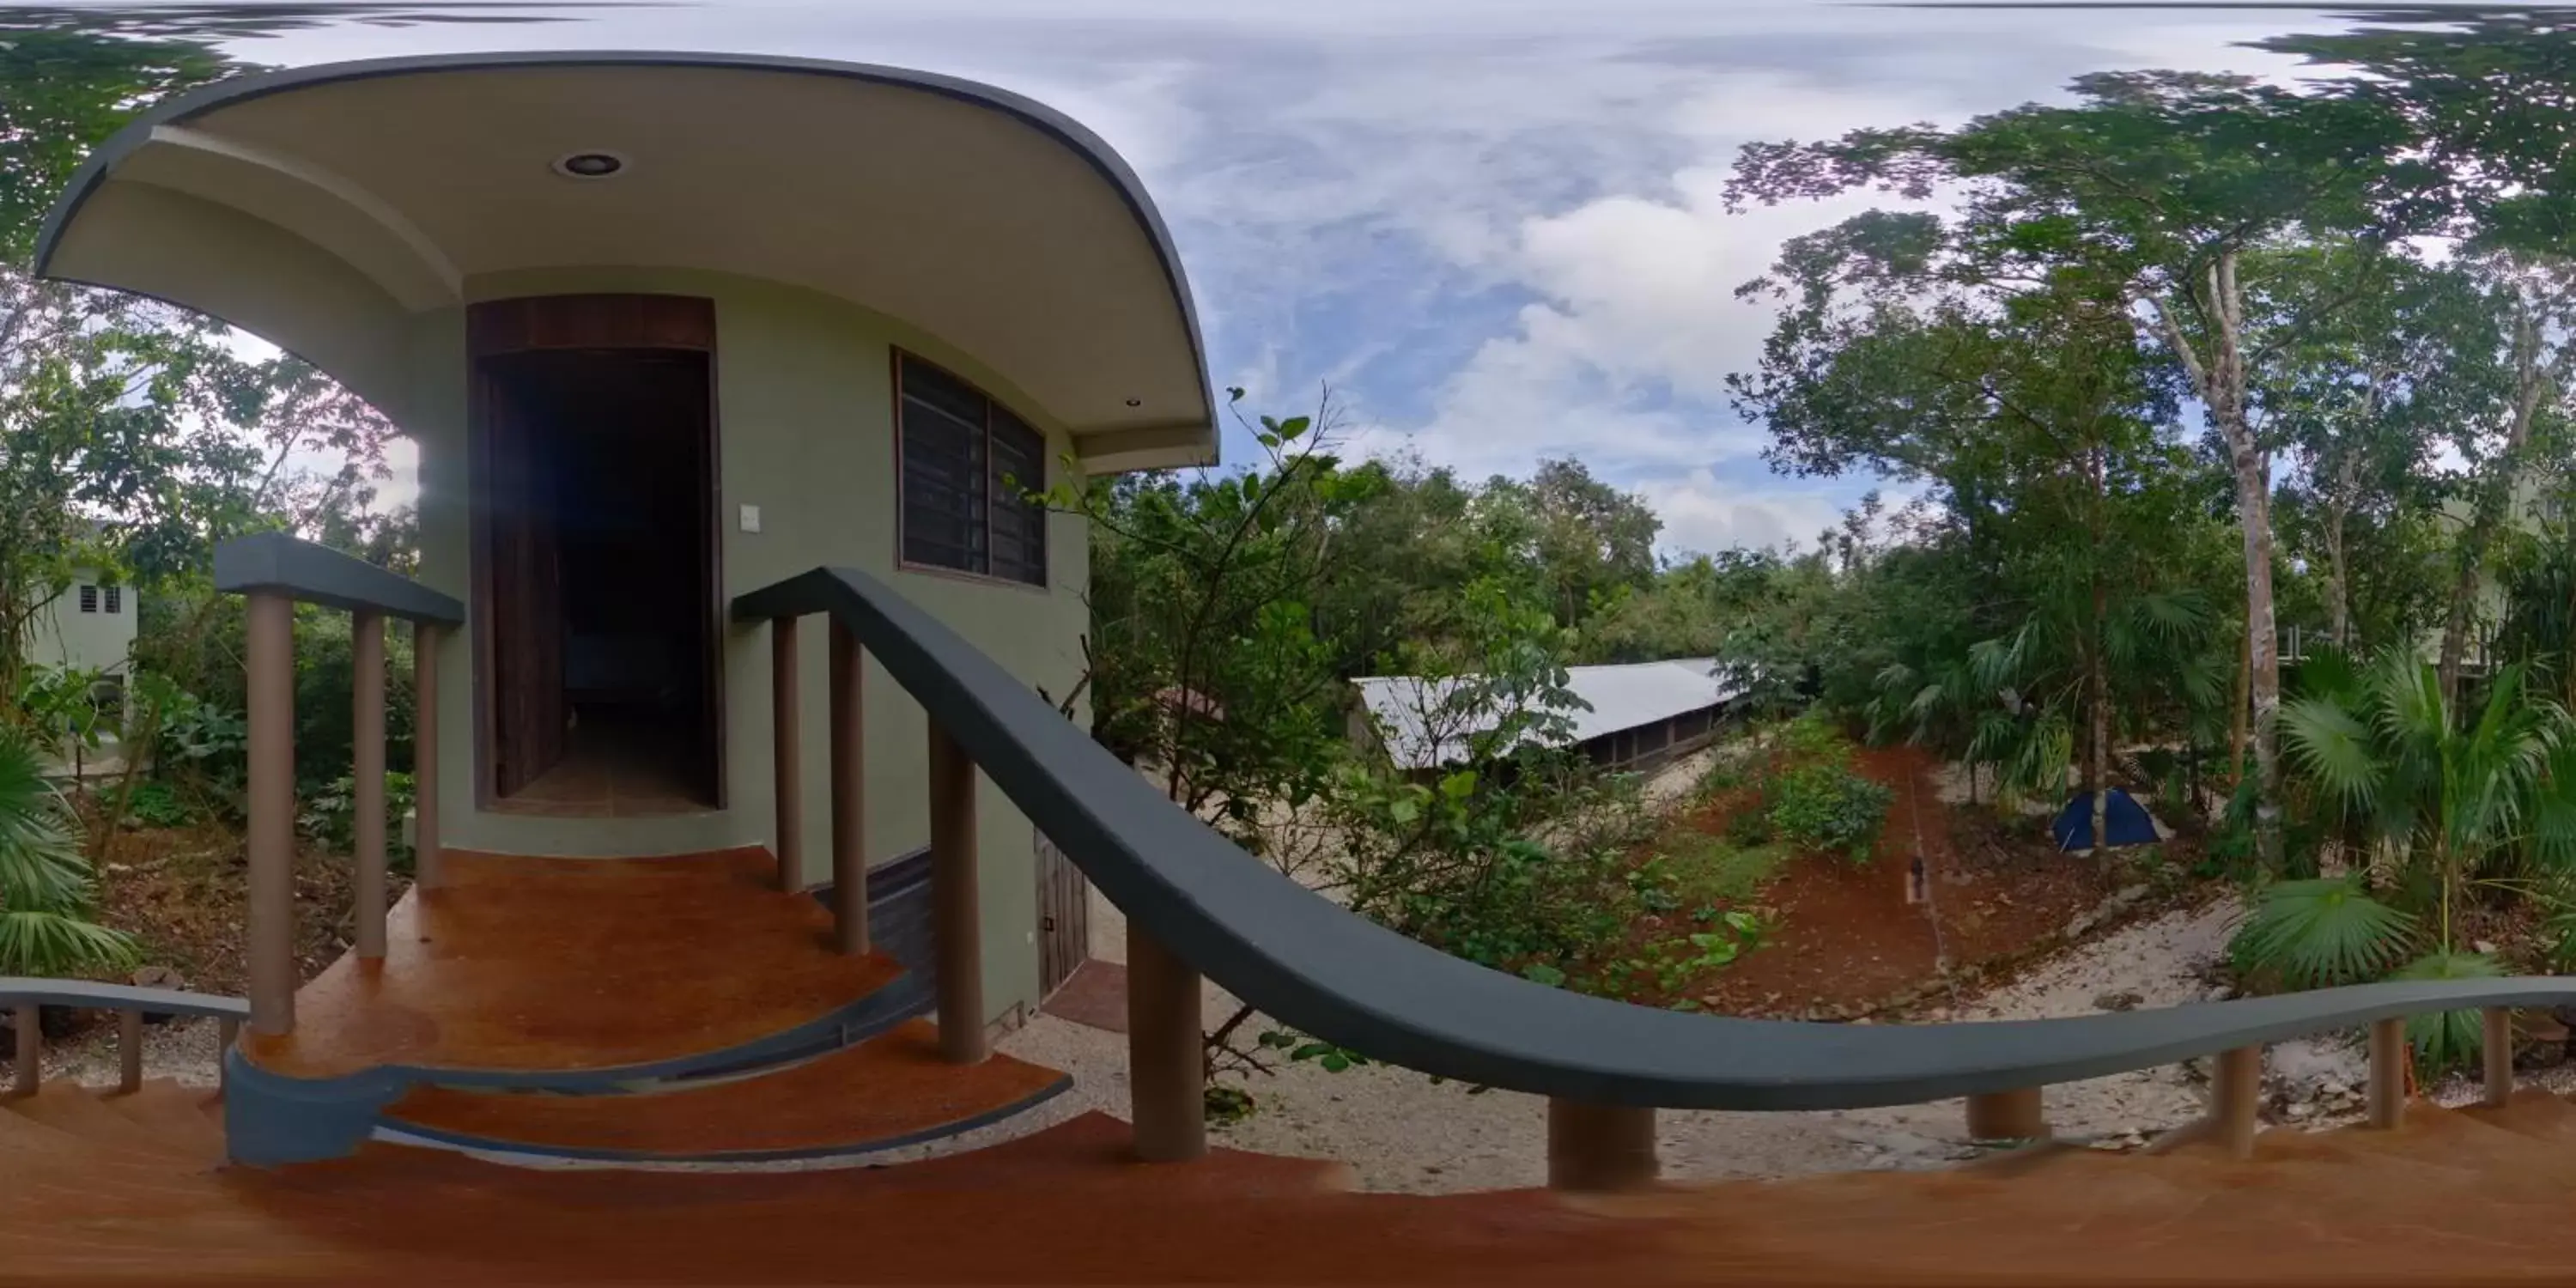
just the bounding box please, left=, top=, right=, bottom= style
left=1546, top=1099, right=1657, bottom=1192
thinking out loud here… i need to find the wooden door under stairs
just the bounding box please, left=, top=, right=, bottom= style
left=1036, top=832, right=1090, bottom=998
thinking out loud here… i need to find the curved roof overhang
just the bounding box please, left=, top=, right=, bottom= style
left=37, top=52, right=1217, bottom=473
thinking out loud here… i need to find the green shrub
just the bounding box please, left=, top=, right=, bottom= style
left=300, top=771, right=417, bottom=866
left=1696, top=753, right=1748, bottom=797
left=1659, top=831, right=1786, bottom=907
left=1724, top=808, right=1774, bottom=847
left=1633, top=909, right=1767, bottom=993
left=1765, top=762, right=1893, bottom=860
left=1777, top=711, right=1850, bottom=762
left=130, top=672, right=248, bottom=811
left=121, top=781, right=193, bottom=829
left=290, top=608, right=419, bottom=787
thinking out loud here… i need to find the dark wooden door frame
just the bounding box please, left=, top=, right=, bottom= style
left=1036, top=831, right=1091, bottom=998
left=465, top=294, right=725, bottom=809
left=480, top=375, right=566, bottom=797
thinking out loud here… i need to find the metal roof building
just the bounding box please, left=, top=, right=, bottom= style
left=1352, top=658, right=1746, bottom=773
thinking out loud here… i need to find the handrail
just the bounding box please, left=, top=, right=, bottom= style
left=3, top=977, right=249, bottom=1097
left=0, top=978, right=249, bottom=1020
left=213, top=532, right=464, bottom=625
left=738, top=565, right=2576, bottom=1111
left=210, top=530, right=454, bottom=1029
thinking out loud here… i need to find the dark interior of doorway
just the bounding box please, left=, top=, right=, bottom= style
left=482, top=347, right=719, bottom=815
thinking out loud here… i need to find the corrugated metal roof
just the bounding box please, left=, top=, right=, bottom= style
left=1353, top=658, right=1743, bottom=770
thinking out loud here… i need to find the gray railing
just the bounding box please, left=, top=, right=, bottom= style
left=2, top=978, right=248, bottom=1097
left=212, top=532, right=462, bottom=1041
left=738, top=564, right=2559, bottom=1188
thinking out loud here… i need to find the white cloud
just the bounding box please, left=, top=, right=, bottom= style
left=1391, top=70, right=1952, bottom=483
left=1635, top=469, right=1851, bottom=556
left=204, top=2, right=2359, bottom=540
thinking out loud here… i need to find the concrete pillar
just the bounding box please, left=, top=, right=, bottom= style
left=352, top=611, right=386, bottom=961
left=1546, top=1100, right=1658, bottom=1192
left=412, top=623, right=441, bottom=889
left=770, top=617, right=803, bottom=891
left=2212, top=1045, right=2262, bottom=1158
left=2484, top=1008, right=2515, bottom=1109
left=929, top=721, right=986, bottom=1064
left=2368, top=1016, right=2408, bottom=1129
left=1127, top=924, right=1205, bottom=1162
left=10, top=1002, right=36, bottom=1096
left=829, top=620, right=868, bottom=955
left=1965, top=1086, right=2048, bottom=1141
left=246, top=592, right=296, bottom=1037
left=118, top=1010, right=143, bottom=1095
left=216, top=1017, right=239, bottom=1097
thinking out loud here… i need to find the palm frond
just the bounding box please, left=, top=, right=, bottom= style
left=0, top=725, right=127, bottom=975
left=2129, top=589, right=2213, bottom=647
left=2287, top=645, right=2362, bottom=704
left=0, top=726, right=89, bottom=914
left=2277, top=696, right=2384, bottom=818
left=2228, top=877, right=2418, bottom=989
left=2534, top=738, right=2576, bottom=874
left=2371, top=652, right=2449, bottom=756
left=0, top=910, right=137, bottom=977
left=2393, top=950, right=2506, bottom=1073
left=1966, top=631, right=2024, bottom=696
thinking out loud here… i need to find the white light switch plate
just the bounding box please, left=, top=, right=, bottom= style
left=738, top=504, right=762, bottom=533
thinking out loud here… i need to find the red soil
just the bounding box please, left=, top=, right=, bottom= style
left=1682, top=745, right=2117, bottom=1018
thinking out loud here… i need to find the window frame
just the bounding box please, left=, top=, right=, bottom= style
left=103, top=586, right=120, bottom=615
left=892, top=349, right=1051, bottom=590
left=76, top=584, right=97, bottom=614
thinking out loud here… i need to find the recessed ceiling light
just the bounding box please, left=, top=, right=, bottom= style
left=552, top=150, right=627, bottom=179
left=1124, top=398, right=1142, bottom=407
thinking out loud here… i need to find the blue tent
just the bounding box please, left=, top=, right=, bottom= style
left=2051, top=788, right=2159, bottom=851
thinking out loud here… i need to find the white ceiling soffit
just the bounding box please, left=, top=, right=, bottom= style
left=130, top=125, right=463, bottom=311
left=36, top=53, right=1218, bottom=472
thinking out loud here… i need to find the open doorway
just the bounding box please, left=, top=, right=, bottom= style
left=476, top=342, right=720, bottom=815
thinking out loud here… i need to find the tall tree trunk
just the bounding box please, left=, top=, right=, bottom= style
left=2089, top=629, right=2110, bottom=848
left=2324, top=439, right=2361, bottom=652
left=2154, top=252, right=2279, bottom=868
left=2227, top=623, right=2250, bottom=787
left=2233, top=453, right=2285, bottom=869
left=2088, top=444, right=2111, bottom=853
left=2437, top=299, right=2549, bottom=705
left=2322, top=375, right=2379, bottom=654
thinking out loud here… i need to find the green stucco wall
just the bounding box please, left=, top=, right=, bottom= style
left=402, top=266, right=1091, bottom=1026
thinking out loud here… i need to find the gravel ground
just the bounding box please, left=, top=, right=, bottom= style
left=982, top=890, right=2262, bottom=1193
left=1163, top=897, right=2260, bottom=1191
left=35, top=1012, right=226, bottom=1089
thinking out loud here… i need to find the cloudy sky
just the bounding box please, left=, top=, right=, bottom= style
left=207, top=0, right=2346, bottom=555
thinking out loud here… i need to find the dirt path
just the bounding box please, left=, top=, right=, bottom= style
left=1694, top=744, right=2117, bottom=1018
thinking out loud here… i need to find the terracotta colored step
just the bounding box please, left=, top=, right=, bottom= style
left=0, top=1102, right=221, bottom=1220
left=2460, top=1088, right=2576, bottom=1143
left=0, top=1100, right=191, bottom=1168
left=2265, top=1105, right=2576, bottom=1185
left=97, top=1080, right=226, bottom=1161
left=381, top=1018, right=1072, bottom=1160
left=246, top=848, right=908, bottom=1080
left=3, top=1084, right=208, bottom=1160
